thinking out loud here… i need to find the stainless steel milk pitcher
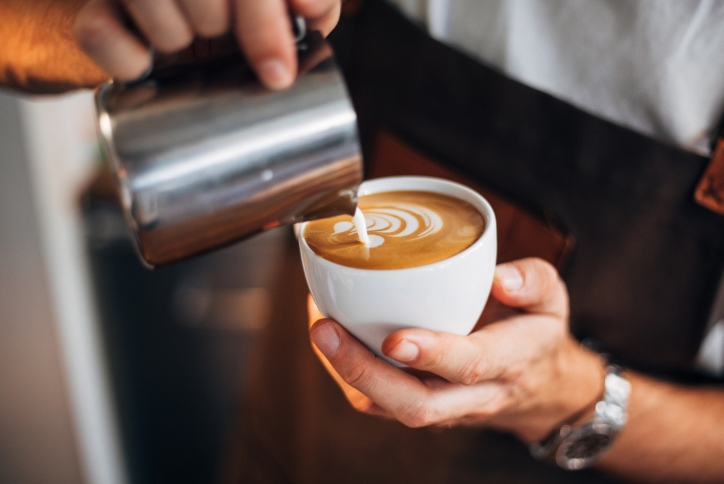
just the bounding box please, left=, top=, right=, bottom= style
left=95, top=28, right=362, bottom=267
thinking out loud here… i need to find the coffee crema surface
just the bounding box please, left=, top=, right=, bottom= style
left=303, top=190, right=485, bottom=269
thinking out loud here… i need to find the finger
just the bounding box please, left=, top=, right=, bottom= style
left=73, top=0, right=152, bottom=80
left=234, top=0, right=296, bottom=90
left=383, top=329, right=482, bottom=383
left=288, top=0, right=341, bottom=36
left=310, top=319, right=438, bottom=427
left=119, top=0, right=194, bottom=53
left=311, top=331, right=376, bottom=413
left=306, top=296, right=383, bottom=413
left=422, top=379, right=506, bottom=423
left=311, top=316, right=507, bottom=427
left=383, top=313, right=564, bottom=385
left=177, top=0, right=231, bottom=37
left=491, top=258, right=569, bottom=319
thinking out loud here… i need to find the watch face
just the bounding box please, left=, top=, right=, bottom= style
left=556, top=421, right=618, bottom=470
left=566, top=432, right=611, bottom=458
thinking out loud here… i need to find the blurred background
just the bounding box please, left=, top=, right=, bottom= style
left=0, top=87, right=290, bottom=484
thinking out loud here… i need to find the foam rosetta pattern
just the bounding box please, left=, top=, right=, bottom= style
left=304, top=190, right=485, bottom=270
left=332, top=204, right=444, bottom=249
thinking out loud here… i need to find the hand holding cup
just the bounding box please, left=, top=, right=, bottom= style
left=308, top=258, right=606, bottom=441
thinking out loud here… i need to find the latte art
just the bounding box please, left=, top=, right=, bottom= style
left=304, top=190, right=485, bottom=270
left=332, top=204, right=443, bottom=249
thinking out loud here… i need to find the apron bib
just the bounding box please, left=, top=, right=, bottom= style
left=336, top=0, right=724, bottom=375
left=228, top=2, right=724, bottom=482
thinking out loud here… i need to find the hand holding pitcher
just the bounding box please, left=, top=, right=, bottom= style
left=73, top=0, right=342, bottom=88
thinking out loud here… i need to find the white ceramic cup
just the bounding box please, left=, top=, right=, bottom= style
left=298, top=176, right=497, bottom=364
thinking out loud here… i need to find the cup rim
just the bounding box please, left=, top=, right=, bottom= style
left=298, top=176, right=497, bottom=274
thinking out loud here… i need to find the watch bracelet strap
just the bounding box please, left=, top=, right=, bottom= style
left=529, top=364, right=631, bottom=464
left=596, top=365, right=630, bottom=427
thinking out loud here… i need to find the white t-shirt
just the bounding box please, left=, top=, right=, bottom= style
left=389, top=0, right=724, bottom=156
left=389, top=0, right=724, bottom=375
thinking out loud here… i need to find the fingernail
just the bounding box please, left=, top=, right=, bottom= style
left=257, top=59, right=293, bottom=90
left=387, top=340, right=419, bottom=362
left=497, top=264, right=523, bottom=292
left=311, top=321, right=340, bottom=357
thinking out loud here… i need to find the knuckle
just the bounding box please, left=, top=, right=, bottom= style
left=502, top=361, right=526, bottom=383
left=530, top=258, right=557, bottom=285
left=187, top=7, right=229, bottom=36
left=530, top=258, right=570, bottom=315
left=481, top=399, right=505, bottom=418
left=153, top=31, right=194, bottom=53
left=342, top=362, right=372, bottom=388
left=427, top=345, right=446, bottom=369
left=473, top=391, right=511, bottom=420
left=400, top=404, right=438, bottom=428
left=194, top=19, right=227, bottom=37
left=522, top=257, right=560, bottom=295
left=456, top=352, right=488, bottom=385
left=73, top=11, right=109, bottom=48
left=542, top=261, right=558, bottom=282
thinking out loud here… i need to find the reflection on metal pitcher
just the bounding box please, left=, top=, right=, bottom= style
left=95, top=31, right=362, bottom=266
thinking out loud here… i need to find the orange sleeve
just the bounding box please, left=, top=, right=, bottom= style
left=0, top=0, right=108, bottom=93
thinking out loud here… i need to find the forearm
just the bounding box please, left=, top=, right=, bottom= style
left=0, top=0, right=107, bottom=93
left=598, top=372, right=724, bottom=483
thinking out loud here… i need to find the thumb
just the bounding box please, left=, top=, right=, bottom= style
left=491, top=258, right=569, bottom=320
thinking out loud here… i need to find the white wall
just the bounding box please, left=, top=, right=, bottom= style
left=0, top=88, right=127, bottom=484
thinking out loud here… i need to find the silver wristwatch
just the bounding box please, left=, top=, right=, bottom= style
left=530, top=364, right=631, bottom=470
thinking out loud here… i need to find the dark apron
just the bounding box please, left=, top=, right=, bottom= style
left=227, top=2, right=724, bottom=483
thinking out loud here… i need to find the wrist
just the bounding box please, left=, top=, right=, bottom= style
left=532, top=341, right=632, bottom=470
left=553, top=338, right=607, bottom=431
